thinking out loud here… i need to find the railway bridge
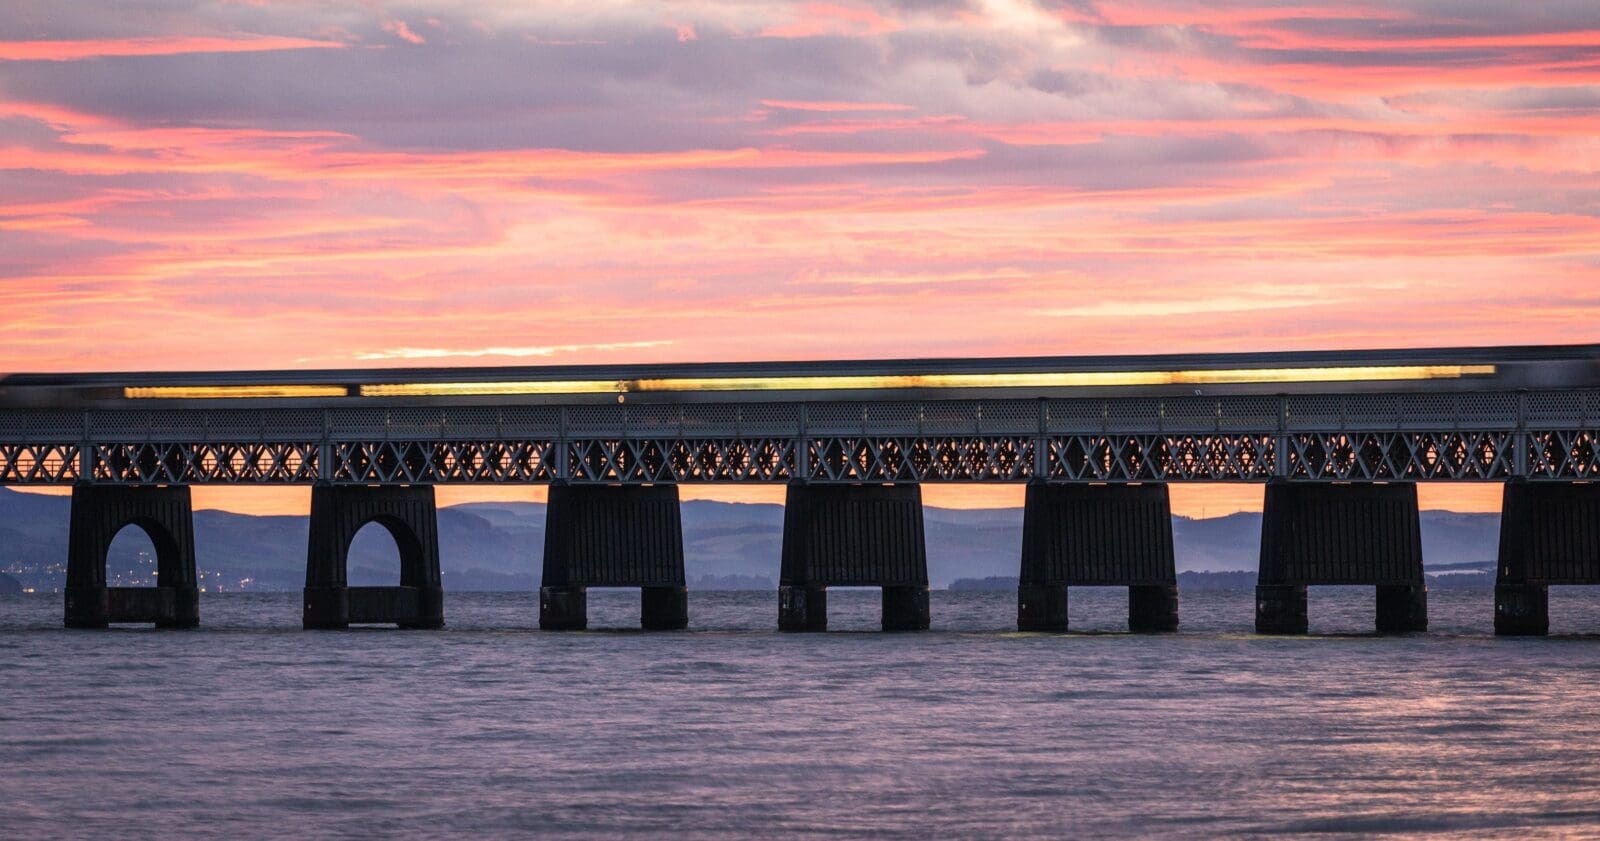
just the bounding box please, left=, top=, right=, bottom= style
left=3, top=344, right=1598, bottom=635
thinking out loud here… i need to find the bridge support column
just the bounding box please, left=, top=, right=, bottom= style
left=778, top=585, right=827, bottom=632
left=1017, top=583, right=1069, bottom=632
left=1494, top=481, right=1600, bottom=636
left=304, top=485, right=443, bottom=630
left=539, top=482, right=687, bottom=631
left=779, top=481, right=929, bottom=632
left=1256, top=481, right=1426, bottom=634
left=1254, top=584, right=1308, bottom=635
left=1018, top=481, right=1179, bottom=632
left=64, top=484, right=199, bottom=629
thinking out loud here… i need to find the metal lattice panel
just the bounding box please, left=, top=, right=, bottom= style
left=0, top=411, right=81, bottom=442
left=1046, top=400, right=1108, bottom=433
left=1217, top=397, right=1282, bottom=432
left=1046, top=435, right=1275, bottom=481
left=91, top=442, right=320, bottom=484
left=1283, top=431, right=1515, bottom=481
left=732, top=404, right=801, bottom=435
left=0, top=444, right=79, bottom=483
left=333, top=440, right=558, bottom=483
left=567, top=438, right=797, bottom=483
left=806, top=437, right=1033, bottom=482
left=1527, top=431, right=1600, bottom=480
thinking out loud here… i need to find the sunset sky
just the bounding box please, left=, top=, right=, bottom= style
left=3, top=1, right=1597, bottom=515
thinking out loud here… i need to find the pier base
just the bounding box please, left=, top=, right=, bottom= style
left=64, top=484, right=199, bottom=629
left=539, top=483, right=687, bottom=631
left=1255, top=584, right=1309, bottom=635
left=1018, top=481, right=1179, bottom=632
left=779, top=482, right=929, bottom=632
left=1494, top=582, right=1549, bottom=636
left=641, top=585, right=689, bottom=631
left=778, top=585, right=828, bottom=632
left=1017, top=583, right=1069, bottom=632
left=1495, top=481, right=1600, bottom=636
left=303, top=485, right=444, bottom=630
left=539, top=585, right=588, bottom=631
left=1257, top=481, right=1426, bottom=634
left=1129, top=584, right=1180, bottom=633
left=1376, top=584, right=1428, bottom=633
left=882, top=585, right=931, bottom=631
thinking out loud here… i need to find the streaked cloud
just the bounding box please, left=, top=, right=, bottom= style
left=350, top=341, right=676, bottom=361
left=0, top=0, right=1595, bottom=377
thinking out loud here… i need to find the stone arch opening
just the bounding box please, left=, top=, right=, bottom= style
left=346, top=516, right=426, bottom=587
left=105, top=520, right=163, bottom=588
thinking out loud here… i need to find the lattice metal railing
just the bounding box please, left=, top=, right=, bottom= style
left=0, top=443, right=80, bottom=483
left=90, top=442, right=320, bottom=484
left=1046, top=435, right=1276, bottom=481
left=5, top=386, right=1599, bottom=486
left=566, top=438, right=797, bottom=483
left=332, top=441, right=558, bottom=483
left=1528, top=431, right=1600, bottom=479
left=1282, top=431, right=1517, bottom=481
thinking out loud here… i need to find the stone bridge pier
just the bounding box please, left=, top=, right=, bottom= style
left=1256, top=480, right=1427, bottom=634
left=1018, top=481, right=1179, bottom=633
left=303, top=484, right=444, bottom=630
left=539, top=482, right=688, bottom=631
left=1495, top=481, right=1600, bottom=635
left=778, top=481, right=930, bottom=632
left=64, top=483, right=199, bottom=629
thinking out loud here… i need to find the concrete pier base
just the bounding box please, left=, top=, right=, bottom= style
left=1494, top=582, right=1549, bottom=636
left=882, top=585, right=930, bottom=631
left=303, top=485, right=444, bottom=630
left=539, top=585, right=588, bottom=631
left=778, top=585, right=827, bottom=632
left=539, top=482, right=687, bottom=631
left=641, top=585, right=689, bottom=631
left=302, top=585, right=350, bottom=630
left=1257, top=481, right=1425, bottom=635
left=1255, top=584, right=1309, bottom=635
left=1018, top=481, right=1179, bottom=633
left=64, top=484, right=199, bottom=629
left=1376, top=584, right=1428, bottom=633
left=1017, top=583, right=1069, bottom=632
left=1495, top=481, right=1600, bottom=636
left=779, top=482, right=929, bottom=632
left=1129, top=584, right=1180, bottom=633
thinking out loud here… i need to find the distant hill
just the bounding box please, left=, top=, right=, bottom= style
left=0, top=487, right=1504, bottom=591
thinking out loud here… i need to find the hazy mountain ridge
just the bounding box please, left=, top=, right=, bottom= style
left=0, top=488, right=1503, bottom=591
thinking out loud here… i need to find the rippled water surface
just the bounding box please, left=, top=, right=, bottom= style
left=8, top=589, right=1600, bottom=838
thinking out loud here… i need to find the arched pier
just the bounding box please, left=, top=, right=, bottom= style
left=303, top=484, right=443, bottom=630
left=64, top=483, right=198, bottom=628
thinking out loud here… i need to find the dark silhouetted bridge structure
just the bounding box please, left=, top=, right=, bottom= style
left=3, top=344, right=1598, bottom=635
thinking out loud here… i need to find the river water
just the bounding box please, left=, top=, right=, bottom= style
left=6, top=588, right=1600, bottom=838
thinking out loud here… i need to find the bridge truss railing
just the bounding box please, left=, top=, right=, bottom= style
left=1, top=392, right=1597, bottom=485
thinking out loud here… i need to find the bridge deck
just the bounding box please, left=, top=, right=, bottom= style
left=2, top=344, right=1596, bottom=485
